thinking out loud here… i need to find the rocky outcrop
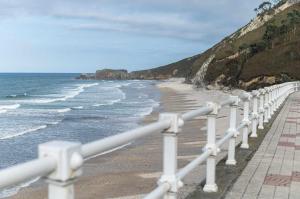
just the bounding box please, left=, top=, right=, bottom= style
left=78, top=69, right=171, bottom=80
left=238, top=74, right=295, bottom=91
left=76, top=73, right=95, bottom=80
left=95, top=69, right=130, bottom=80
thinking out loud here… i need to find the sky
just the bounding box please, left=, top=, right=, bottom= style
left=0, top=0, right=263, bottom=73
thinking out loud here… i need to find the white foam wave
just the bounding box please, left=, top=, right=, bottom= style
left=0, top=110, right=7, bottom=114
left=73, top=106, right=83, bottom=109
left=93, top=103, right=104, bottom=107
left=31, top=83, right=99, bottom=104
left=134, top=84, right=146, bottom=89
left=0, top=125, right=47, bottom=140
left=0, top=104, right=21, bottom=114
left=0, top=104, right=21, bottom=110
left=134, top=100, right=160, bottom=117
left=93, top=86, right=126, bottom=107
left=48, top=121, right=61, bottom=125
left=149, top=99, right=160, bottom=108
left=57, top=108, right=72, bottom=113
left=93, top=98, right=121, bottom=107
left=135, top=107, right=154, bottom=117
left=121, top=82, right=131, bottom=87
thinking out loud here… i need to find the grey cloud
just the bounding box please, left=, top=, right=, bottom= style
left=0, top=0, right=261, bottom=41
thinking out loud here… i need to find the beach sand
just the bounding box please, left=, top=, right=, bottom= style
left=11, top=79, right=243, bottom=199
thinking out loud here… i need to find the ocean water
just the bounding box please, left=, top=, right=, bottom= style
left=0, top=73, right=160, bottom=197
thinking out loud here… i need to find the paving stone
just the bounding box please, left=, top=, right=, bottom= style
left=225, top=191, right=243, bottom=199
left=258, top=185, right=275, bottom=199
left=289, top=181, right=300, bottom=199
left=274, top=186, right=289, bottom=199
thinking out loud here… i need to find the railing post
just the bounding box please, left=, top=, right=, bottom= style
left=250, top=90, right=259, bottom=138
left=226, top=96, right=239, bottom=165
left=267, top=88, right=272, bottom=120
left=241, top=92, right=251, bottom=149
left=274, top=85, right=279, bottom=111
left=39, top=141, right=83, bottom=199
left=203, top=102, right=219, bottom=193
left=264, top=89, right=269, bottom=123
left=279, top=86, right=283, bottom=106
left=158, top=113, right=184, bottom=199
left=269, top=87, right=275, bottom=116
left=272, top=86, right=276, bottom=115
left=258, top=89, right=265, bottom=129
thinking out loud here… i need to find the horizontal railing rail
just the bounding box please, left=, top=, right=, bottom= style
left=0, top=81, right=299, bottom=199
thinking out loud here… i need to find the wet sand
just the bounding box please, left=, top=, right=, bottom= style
left=11, top=81, right=241, bottom=199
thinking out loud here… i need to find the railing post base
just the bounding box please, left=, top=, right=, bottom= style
left=163, top=192, right=177, bottom=199
left=203, top=181, right=218, bottom=192
left=225, top=159, right=237, bottom=165
left=258, top=125, right=264, bottom=130
left=240, top=143, right=249, bottom=149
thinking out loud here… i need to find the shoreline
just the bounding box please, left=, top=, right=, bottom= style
left=10, top=79, right=242, bottom=199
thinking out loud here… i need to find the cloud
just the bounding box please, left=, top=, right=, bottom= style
left=0, top=0, right=261, bottom=41
left=60, top=11, right=213, bottom=41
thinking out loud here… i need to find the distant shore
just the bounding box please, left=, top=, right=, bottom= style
left=11, top=79, right=242, bottom=199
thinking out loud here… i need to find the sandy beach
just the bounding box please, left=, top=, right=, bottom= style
left=10, top=79, right=243, bottom=199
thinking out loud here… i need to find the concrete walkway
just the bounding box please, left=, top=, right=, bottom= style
left=225, top=92, right=300, bottom=199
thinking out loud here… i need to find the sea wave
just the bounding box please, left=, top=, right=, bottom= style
left=72, top=106, right=83, bottom=110
left=30, top=83, right=99, bottom=104
left=134, top=100, right=160, bottom=117
left=134, top=107, right=155, bottom=117
left=6, top=93, right=28, bottom=99
left=134, top=84, right=146, bottom=89
left=57, top=108, right=72, bottom=113
left=93, top=85, right=126, bottom=107
left=0, top=104, right=21, bottom=110
left=0, top=104, right=21, bottom=114
left=93, top=98, right=122, bottom=107
left=0, top=125, right=47, bottom=140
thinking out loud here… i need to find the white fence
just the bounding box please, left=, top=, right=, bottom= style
left=0, top=81, right=299, bottom=199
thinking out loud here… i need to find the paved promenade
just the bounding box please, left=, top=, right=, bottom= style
left=225, top=92, right=300, bottom=199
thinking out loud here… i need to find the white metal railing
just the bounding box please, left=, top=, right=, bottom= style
left=0, top=81, right=299, bottom=199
